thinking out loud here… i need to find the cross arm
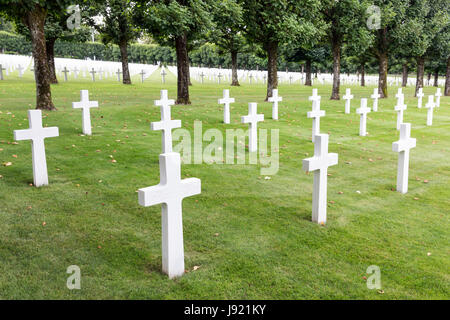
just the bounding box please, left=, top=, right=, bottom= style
left=392, top=138, right=416, bottom=152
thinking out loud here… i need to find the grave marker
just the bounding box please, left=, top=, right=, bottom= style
left=435, top=88, right=442, bottom=108
left=241, top=103, right=264, bottom=152
left=13, top=110, right=59, bottom=187
left=356, top=98, right=371, bottom=136
left=152, top=90, right=181, bottom=153
left=424, top=95, right=435, bottom=126
left=416, top=87, right=424, bottom=108
left=307, top=90, right=325, bottom=142
left=302, top=134, right=338, bottom=224
left=394, top=94, right=407, bottom=130
left=371, top=88, right=381, bottom=112
left=343, top=88, right=354, bottom=114
left=90, top=68, right=96, bottom=82
left=72, top=90, right=98, bottom=135
left=392, top=123, right=416, bottom=194
left=268, top=89, right=283, bottom=120
left=218, top=89, right=235, bottom=124
left=138, top=152, right=201, bottom=279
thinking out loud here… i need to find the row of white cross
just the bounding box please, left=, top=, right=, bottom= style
left=11, top=86, right=443, bottom=279
left=343, top=87, right=442, bottom=136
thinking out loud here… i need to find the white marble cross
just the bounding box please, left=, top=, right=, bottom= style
left=62, top=66, right=69, bottom=82
left=356, top=98, right=371, bottom=136
left=17, top=64, right=24, bottom=78
left=90, top=68, right=96, bottom=82
left=307, top=92, right=325, bottom=143
left=152, top=90, right=181, bottom=153
left=395, top=88, right=403, bottom=100
left=416, top=87, right=424, bottom=108
left=218, top=89, right=235, bottom=124
left=371, top=88, right=381, bottom=112
left=140, top=69, right=146, bottom=83
left=309, top=88, right=321, bottom=107
left=72, top=90, right=98, bottom=135
left=161, top=69, right=167, bottom=84
left=241, top=103, right=264, bottom=152
left=200, top=72, right=205, bottom=84
left=302, top=134, right=338, bottom=224
left=116, top=69, right=122, bottom=82
left=394, top=94, right=407, bottom=130
left=218, top=73, right=223, bottom=84
left=0, top=64, right=5, bottom=80
left=424, top=95, right=436, bottom=126
left=138, top=152, right=201, bottom=279
left=392, top=123, right=416, bottom=194
left=73, top=67, right=79, bottom=79
left=268, top=89, right=283, bottom=120
left=435, top=88, right=442, bottom=108
left=14, top=110, right=59, bottom=187
left=343, top=88, right=354, bottom=114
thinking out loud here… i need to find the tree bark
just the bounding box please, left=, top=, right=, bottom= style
left=24, top=5, right=55, bottom=110
left=330, top=32, right=341, bottom=100
left=360, top=63, right=365, bottom=86
left=175, top=33, right=190, bottom=104
left=415, top=56, right=425, bottom=97
left=231, top=50, right=240, bottom=86
left=119, top=40, right=131, bottom=84
left=265, top=41, right=278, bottom=100
left=377, top=28, right=388, bottom=98
left=378, top=52, right=388, bottom=98
left=46, top=37, right=57, bottom=84
left=401, top=63, right=408, bottom=87
left=305, top=59, right=312, bottom=86
left=445, top=56, right=450, bottom=96
left=433, top=69, right=439, bottom=87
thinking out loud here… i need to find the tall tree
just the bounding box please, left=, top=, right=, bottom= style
left=135, top=0, right=213, bottom=104
left=209, top=0, right=245, bottom=86
left=15, top=9, right=90, bottom=84
left=321, top=0, right=371, bottom=100
left=0, top=0, right=72, bottom=110
left=389, top=0, right=448, bottom=96
left=241, top=0, right=322, bottom=100
left=84, top=0, right=139, bottom=85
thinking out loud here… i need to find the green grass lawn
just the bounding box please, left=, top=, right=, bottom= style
left=0, top=70, right=449, bottom=299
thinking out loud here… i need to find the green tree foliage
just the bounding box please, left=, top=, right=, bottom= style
left=209, top=0, right=245, bottom=85
left=241, top=0, right=323, bottom=100
left=83, top=0, right=140, bottom=84
left=0, top=0, right=74, bottom=110
left=320, top=0, right=372, bottom=100
left=134, top=0, right=213, bottom=104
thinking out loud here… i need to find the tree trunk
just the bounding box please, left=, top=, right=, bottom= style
left=360, top=63, right=365, bottom=86
left=401, top=63, right=408, bottom=87
left=46, top=37, right=57, bottom=84
left=377, top=28, right=388, bottom=98
left=24, top=5, right=55, bottom=110
left=415, top=56, right=425, bottom=97
left=445, top=56, right=450, bottom=96
left=265, top=41, right=278, bottom=100
left=433, top=70, right=439, bottom=87
left=175, top=33, right=190, bottom=104
left=119, top=40, right=131, bottom=84
left=305, top=59, right=312, bottom=86
left=378, top=52, right=388, bottom=98
left=330, top=32, right=341, bottom=100
left=231, top=50, right=240, bottom=86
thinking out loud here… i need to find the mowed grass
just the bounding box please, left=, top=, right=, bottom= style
left=0, top=69, right=449, bottom=299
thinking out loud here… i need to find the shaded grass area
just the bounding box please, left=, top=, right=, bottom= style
left=0, top=70, right=449, bottom=299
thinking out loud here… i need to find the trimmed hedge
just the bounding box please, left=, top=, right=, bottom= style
left=0, top=31, right=307, bottom=71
